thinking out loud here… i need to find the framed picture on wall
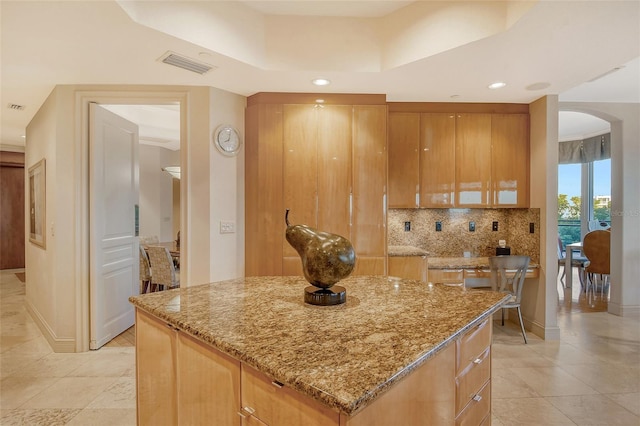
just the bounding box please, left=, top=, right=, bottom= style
left=28, top=158, right=46, bottom=248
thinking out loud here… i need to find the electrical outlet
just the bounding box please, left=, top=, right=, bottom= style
left=492, top=221, right=498, bottom=231
left=404, top=221, right=411, bottom=232
left=529, top=222, right=535, bottom=233
left=469, top=221, right=475, bottom=232
left=220, top=221, right=235, bottom=234
left=435, top=221, right=442, bottom=232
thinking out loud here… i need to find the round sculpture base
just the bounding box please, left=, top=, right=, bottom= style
left=304, top=285, right=346, bottom=306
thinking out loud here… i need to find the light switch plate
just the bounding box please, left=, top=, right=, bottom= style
left=220, top=221, right=235, bottom=234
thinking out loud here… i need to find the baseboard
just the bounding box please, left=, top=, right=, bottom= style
left=502, top=312, right=561, bottom=341
left=26, top=299, right=76, bottom=353
left=608, top=302, right=640, bottom=316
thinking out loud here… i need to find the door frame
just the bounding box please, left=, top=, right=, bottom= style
left=76, top=90, right=187, bottom=351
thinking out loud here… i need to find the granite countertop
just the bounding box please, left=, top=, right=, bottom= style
left=387, top=245, right=428, bottom=257
left=129, top=276, right=508, bottom=416
left=428, top=256, right=539, bottom=269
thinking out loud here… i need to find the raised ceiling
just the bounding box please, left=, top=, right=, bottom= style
left=1, top=0, right=638, bottom=146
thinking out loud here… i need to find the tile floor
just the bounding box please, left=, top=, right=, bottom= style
left=1, top=268, right=638, bottom=425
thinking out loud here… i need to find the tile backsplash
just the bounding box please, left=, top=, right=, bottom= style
left=388, top=208, right=540, bottom=263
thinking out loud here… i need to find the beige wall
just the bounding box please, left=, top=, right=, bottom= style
left=25, top=84, right=246, bottom=352
left=138, top=144, right=179, bottom=243
left=527, top=95, right=560, bottom=340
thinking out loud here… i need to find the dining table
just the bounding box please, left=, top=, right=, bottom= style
left=564, top=241, right=583, bottom=290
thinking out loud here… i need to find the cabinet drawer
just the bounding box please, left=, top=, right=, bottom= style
left=455, top=347, right=491, bottom=414
left=428, top=269, right=463, bottom=284
left=456, top=319, right=491, bottom=374
left=455, top=380, right=490, bottom=426
left=241, top=364, right=339, bottom=426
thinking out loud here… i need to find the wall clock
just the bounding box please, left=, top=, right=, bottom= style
left=213, top=124, right=241, bottom=156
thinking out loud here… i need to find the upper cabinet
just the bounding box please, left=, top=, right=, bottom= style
left=388, top=105, right=529, bottom=209
left=388, top=113, right=420, bottom=208
left=491, top=114, right=529, bottom=207
left=455, top=113, right=492, bottom=207
left=246, top=94, right=387, bottom=277
left=421, top=113, right=456, bottom=208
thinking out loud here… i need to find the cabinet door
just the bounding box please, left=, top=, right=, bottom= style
left=420, top=113, right=456, bottom=207
left=352, top=105, right=387, bottom=259
left=241, top=364, right=339, bottom=426
left=455, top=114, right=492, bottom=207
left=245, top=104, right=284, bottom=276
left=177, top=332, right=241, bottom=425
left=388, top=256, right=427, bottom=281
left=492, top=114, right=529, bottom=207
left=317, top=105, right=352, bottom=239
left=342, top=343, right=455, bottom=426
left=283, top=104, right=318, bottom=258
left=388, top=112, right=420, bottom=208
left=135, top=309, right=178, bottom=426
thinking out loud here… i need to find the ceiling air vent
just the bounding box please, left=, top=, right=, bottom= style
left=7, top=103, right=25, bottom=111
left=159, top=51, right=215, bottom=75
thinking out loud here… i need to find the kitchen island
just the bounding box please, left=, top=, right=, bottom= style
left=130, top=275, right=509, bottom=425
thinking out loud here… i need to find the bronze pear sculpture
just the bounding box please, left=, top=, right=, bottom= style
left=285, top=210, right=356, bottom=289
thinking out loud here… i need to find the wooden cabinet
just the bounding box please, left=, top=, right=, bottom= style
left=427, top=268, right=464, bottom=284
left=388, top=255, right=427, bottom=281
left=352, top=106, right=387, bottom=274
left=388, top=112, right=419, bottom=208
left=387, top=105, right=529, bottom=209
left=136, top=309, right=241, bottom=426
left=420, top=113, right=456, bottom=208
left=455, top=319, right=492, bottom=425
left=491, top=114, right=529, bottom=207
left=455, top=114, right=492, bottom=207
left=246, top=94, right=387, bottom=277
left=136, top=309, right=178, bottom=426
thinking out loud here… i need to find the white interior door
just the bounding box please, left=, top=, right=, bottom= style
left=89, top=103, right=139, bottom=350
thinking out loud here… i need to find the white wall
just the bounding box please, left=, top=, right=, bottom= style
left=138, top=144, right=179, bottom=243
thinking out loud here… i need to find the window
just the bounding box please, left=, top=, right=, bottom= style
left=558, top=158, right=611, bottom=247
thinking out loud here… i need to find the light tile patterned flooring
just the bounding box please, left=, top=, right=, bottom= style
left=1, top=268, right=638, bottom=425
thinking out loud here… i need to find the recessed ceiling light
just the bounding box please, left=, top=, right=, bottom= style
left=487, top=81, right=506, bottom=90
left=21, top=135, right=26, bottom=138
left=315, top=99, right=325, bottom=103
left=312, top=78, right=331, bottom=86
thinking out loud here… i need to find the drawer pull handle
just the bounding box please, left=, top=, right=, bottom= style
left=472, top=394, right=483, bottom=402
left=473, top=358, right=483, bottom=364
left=272, top=380, right=284, bottom=388
left=238, top=406, right=255, bottom=417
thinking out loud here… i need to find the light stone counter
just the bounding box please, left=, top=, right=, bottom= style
left=129, top=275, right=508, bottom=416
left=387, top=245, right=428, bottom=257
left=428, top=256, right=539, bottom=270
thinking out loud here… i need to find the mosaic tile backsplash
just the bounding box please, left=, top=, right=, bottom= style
left=388, top=208, right=540, bottom=264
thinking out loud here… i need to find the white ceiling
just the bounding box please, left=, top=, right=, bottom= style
left=1, top=1, right=638, bottom=147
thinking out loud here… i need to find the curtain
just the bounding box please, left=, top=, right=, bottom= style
left=559, top=133, right=610, bottom=164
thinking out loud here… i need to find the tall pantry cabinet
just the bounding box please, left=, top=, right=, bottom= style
left=245, top=94, right=387, bottom=277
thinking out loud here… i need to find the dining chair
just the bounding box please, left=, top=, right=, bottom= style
left=557, top=237, right=589, bottom=289
left=146, top=246, right=180, bottom=291
left=489, top=255, right=530, bottom=344
left=139, top=245, right=153, bottom=294
left=582, top=230, right=610, bottom=295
